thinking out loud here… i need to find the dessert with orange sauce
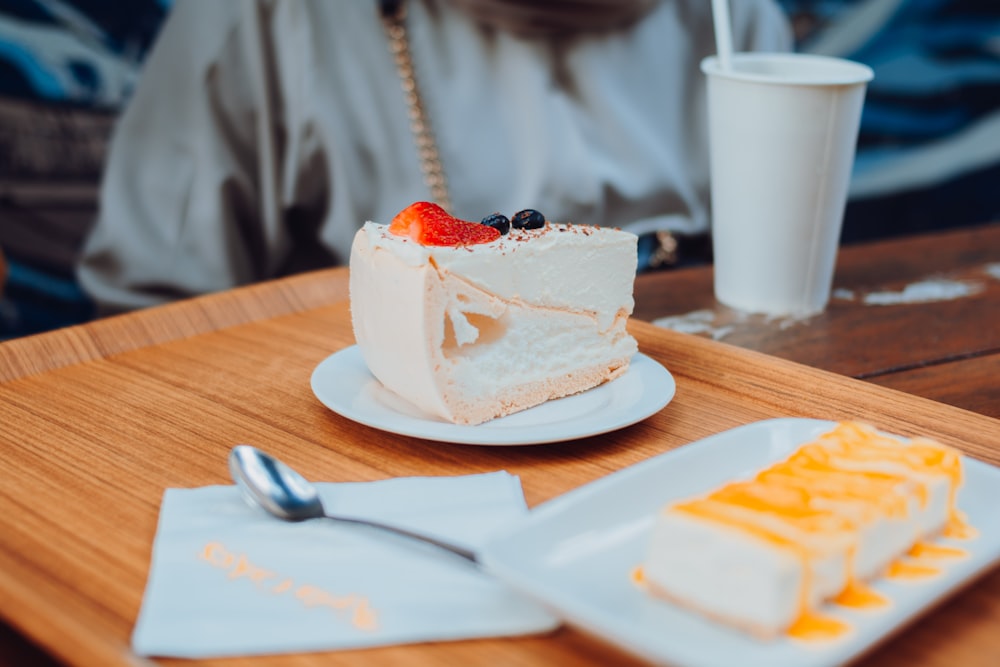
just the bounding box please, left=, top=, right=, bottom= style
left=349, top=202, right=638, bottom=425
left=640, top=422, right=972, bottom=640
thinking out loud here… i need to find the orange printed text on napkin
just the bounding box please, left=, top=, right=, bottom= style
left=199, top=541, right=378, bottom=631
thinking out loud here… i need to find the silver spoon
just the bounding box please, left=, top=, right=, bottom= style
left=228, top=445, right=478, bottom=564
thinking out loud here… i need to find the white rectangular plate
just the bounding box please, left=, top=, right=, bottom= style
left=479, top=418, right=1000, bottom=667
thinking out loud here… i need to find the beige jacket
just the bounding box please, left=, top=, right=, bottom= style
left=78, top=0, right=791, bottom=314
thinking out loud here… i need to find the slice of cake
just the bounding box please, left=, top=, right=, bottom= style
left=641, top=422, right=968, bottom=640
left=349, top=202, right=639, bottom=425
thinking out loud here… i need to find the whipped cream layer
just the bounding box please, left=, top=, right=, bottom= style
left=349, top=221, right=639, bottom=425
left=642, top=422, right=968, bottom=640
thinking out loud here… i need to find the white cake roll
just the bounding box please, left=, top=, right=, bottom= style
left=350, top=220, right=638, bottom=425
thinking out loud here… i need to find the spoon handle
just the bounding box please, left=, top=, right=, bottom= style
left=324, top=513, right=479, bottom=564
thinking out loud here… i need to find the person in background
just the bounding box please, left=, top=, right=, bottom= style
left=76, top=0, right=792, bottom=316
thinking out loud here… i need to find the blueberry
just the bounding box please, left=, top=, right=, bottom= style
left=511, top=209, right=545, bottom=229
left=481, top=212, right=511, bottom=235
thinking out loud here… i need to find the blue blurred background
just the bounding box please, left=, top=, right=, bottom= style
left=0, top=0, right=169, bottom=339
left=1, top=0, right=997, bottom=339
left=778, top=0, right=1000, bottom=244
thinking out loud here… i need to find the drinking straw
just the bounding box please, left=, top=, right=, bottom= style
left=711, top=0, right=734, bottom=71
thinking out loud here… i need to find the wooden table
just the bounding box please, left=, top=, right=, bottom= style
left=634, top=223, right=1000, bottom=418
left=1, top=224, right=998, bottom=667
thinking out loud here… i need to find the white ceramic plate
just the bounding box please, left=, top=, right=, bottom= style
left=310, top=346, right=675, bottom=446
left=479, top=418, right=1000, bottom=667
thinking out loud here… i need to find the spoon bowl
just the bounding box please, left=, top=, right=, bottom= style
left=229, top=445, right=325, bottom=521
left=228, top=445, right=478, bottom=563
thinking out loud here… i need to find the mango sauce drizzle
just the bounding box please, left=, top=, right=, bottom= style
left=643, top=422, right=974, bottom=641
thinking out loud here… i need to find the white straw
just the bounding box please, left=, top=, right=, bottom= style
left=711, top=0, right=734, bottom=71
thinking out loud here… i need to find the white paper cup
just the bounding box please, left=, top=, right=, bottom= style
left=702, top=53, right=873, bottom=316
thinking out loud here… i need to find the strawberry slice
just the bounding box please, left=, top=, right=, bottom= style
left=389, top=201, right=500, bottom=246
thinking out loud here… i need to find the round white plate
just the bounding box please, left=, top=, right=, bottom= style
left=310, top=346, right=676, bottom=446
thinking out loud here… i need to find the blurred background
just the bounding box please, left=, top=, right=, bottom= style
left=0, top=0, right=168, bottom=339
left=1, top=0, right=997, bottom=340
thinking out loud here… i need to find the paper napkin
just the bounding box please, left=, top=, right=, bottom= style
left=132, top=472, right=558, bottom=658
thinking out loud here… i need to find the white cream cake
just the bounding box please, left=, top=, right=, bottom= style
left=349, top=215, right=639, bottom=425
left=641, top=422, right=969, bottom=640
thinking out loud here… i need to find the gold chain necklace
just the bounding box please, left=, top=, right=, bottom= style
left=380, top=1, right=453, bottom=213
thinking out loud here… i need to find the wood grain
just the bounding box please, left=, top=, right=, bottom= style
left=868, top=355, right=1000, bottom=419
left=0, top=267, right=349, bottom=383
left=0, top=283, right=998, bottom=667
